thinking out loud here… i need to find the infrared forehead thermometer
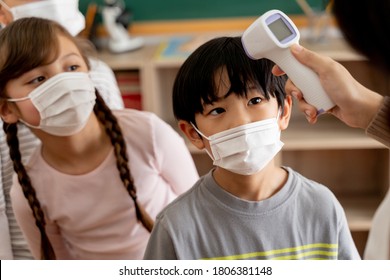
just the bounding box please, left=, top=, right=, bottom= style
left=242, top=9, right=335, bottom=114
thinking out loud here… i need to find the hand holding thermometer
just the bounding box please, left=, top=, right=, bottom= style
left=242, top=9, right=335, bottom=114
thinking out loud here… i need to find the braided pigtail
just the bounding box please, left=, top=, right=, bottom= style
left=3, top=122, right=56, bottom=259
left=93, top=91, right=154, bottom=232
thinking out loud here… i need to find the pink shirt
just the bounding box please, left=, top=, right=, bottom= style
left=11, top=109, right=199, bottom=259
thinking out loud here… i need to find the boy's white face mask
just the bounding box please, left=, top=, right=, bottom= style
left=192, top=112, right=284, bottom=175
left=7, top=72, right=96, bottom=136
left=0, top=0, right=85, bottom=36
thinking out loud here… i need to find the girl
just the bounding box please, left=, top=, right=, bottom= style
left=0, top=17, right=199, bottom=259
left=0, top=0, right=125, bottom=260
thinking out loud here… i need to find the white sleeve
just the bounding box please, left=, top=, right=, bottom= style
left=0, top=187, right=13, bottom=260
left=88, top=57, right=125, bottom=110
left=364, top=191, right=390, bottom=259
left=0, top=128, right=13, bottom=259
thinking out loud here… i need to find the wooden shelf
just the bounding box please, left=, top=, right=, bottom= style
left=283, top=118, right=386, bottom=150
left=98, top=30, right=364, bottom=69
left=340, top=196, right=383, bottom=231
left=300, top=37, right=365, bottom=62
left=97, top=44, right=157, bottom=70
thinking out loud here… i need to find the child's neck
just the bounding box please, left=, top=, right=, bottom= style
left=38, top=116, right=112, bottom=175
left=212, top=163, right=288, bottom=201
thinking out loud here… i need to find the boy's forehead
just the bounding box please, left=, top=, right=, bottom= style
left=214, top=66, right=229, bottom=83
left=215, top=80, right=230, bottom=98
left=213, top=67, right=233, bottom=97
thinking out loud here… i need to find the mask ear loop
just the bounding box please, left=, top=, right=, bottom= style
left=190, top=122, right=210, bottom=140
left=276, top=107, right=282, bottom=120
left=5, top=93, right=41, bottom=128
left=3, top=96, right=40, bottom=128
left=189, top=122, right=216, bottom=161
left=6, top=96, right=31, bottom=102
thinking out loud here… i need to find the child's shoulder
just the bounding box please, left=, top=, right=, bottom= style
left=155, top=174, right=210, bottom=221
left=112, top=109, right=169, bottom=132
left=112, top=108, right=157, bottom=121
left=115, top=108, right=176, bottom=126
left=285, top=166, right=341, bottom=209
left=286, top=166, right=331, bottom=191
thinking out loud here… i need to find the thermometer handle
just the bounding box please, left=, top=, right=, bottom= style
left=269, top=47, right=335, bottom=113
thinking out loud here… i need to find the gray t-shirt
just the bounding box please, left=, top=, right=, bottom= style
left=144, top=167, right=360, bottom=260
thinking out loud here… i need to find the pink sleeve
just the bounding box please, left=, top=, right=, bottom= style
left=151, top=115, right=199, bottom=195
left=10, top=176, right=72, bottom=259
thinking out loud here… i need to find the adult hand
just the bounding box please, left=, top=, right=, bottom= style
left=272, top=45, right=383, bottom=129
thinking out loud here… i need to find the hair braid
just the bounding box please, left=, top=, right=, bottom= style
left=93, top=91, right=154, bottom=232
left=3, top=122, right=56, bottom=259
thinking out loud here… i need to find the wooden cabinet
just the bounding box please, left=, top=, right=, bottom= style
left=98, top=34, right=389, bottom=257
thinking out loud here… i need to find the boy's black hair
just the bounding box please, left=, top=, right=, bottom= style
left=172, top=36, right=287, bottom=124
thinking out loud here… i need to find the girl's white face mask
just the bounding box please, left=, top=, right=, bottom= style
left=0, top=0, right=85, bottom=36
left=7, top=72, right=96, bottom=136
left=192, top=112, right=284, bottom=175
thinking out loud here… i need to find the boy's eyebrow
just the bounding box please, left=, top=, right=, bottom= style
left=202, top=94, right=225, bottom=106
left=201, top=100, right=215, bottom=107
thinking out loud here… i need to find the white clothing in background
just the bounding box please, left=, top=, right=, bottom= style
left=88, top=58, right=124, bottom=110
left=364, top=190, right=390, bottom=259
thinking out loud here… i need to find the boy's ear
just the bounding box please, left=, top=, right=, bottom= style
left=0, top=102, right=20, bottom=124
left=178, top=120, right=205, bottom=150
left=279, top=95, right=292, bottom=130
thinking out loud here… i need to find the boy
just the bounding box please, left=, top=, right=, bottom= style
left=143, top=37, right=360, bottom=260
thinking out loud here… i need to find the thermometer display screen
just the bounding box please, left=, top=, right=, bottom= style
left=268, top=18, right=294, bottom=42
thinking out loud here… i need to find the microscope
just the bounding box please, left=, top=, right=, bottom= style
left=102, top=0, right=144, bottom=53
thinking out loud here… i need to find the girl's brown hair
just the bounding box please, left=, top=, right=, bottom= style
left=0, top=17, right=153, bottom=259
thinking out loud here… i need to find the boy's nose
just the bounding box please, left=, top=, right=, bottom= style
left=229, top=108, right=252, bottom=129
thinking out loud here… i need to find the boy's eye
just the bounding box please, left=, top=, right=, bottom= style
left=248, top=97, right=262, bottom=105
left=209, top=107, right=225, bottom=116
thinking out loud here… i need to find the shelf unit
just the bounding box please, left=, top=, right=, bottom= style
left=98, top=33, right=389, bottom=257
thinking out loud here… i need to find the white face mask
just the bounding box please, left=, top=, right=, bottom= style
left=192, top=112, right=284, bottom=175
left=7, top=72, right=96, bottom=136
left=0, top=0, right=85, bottom=36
